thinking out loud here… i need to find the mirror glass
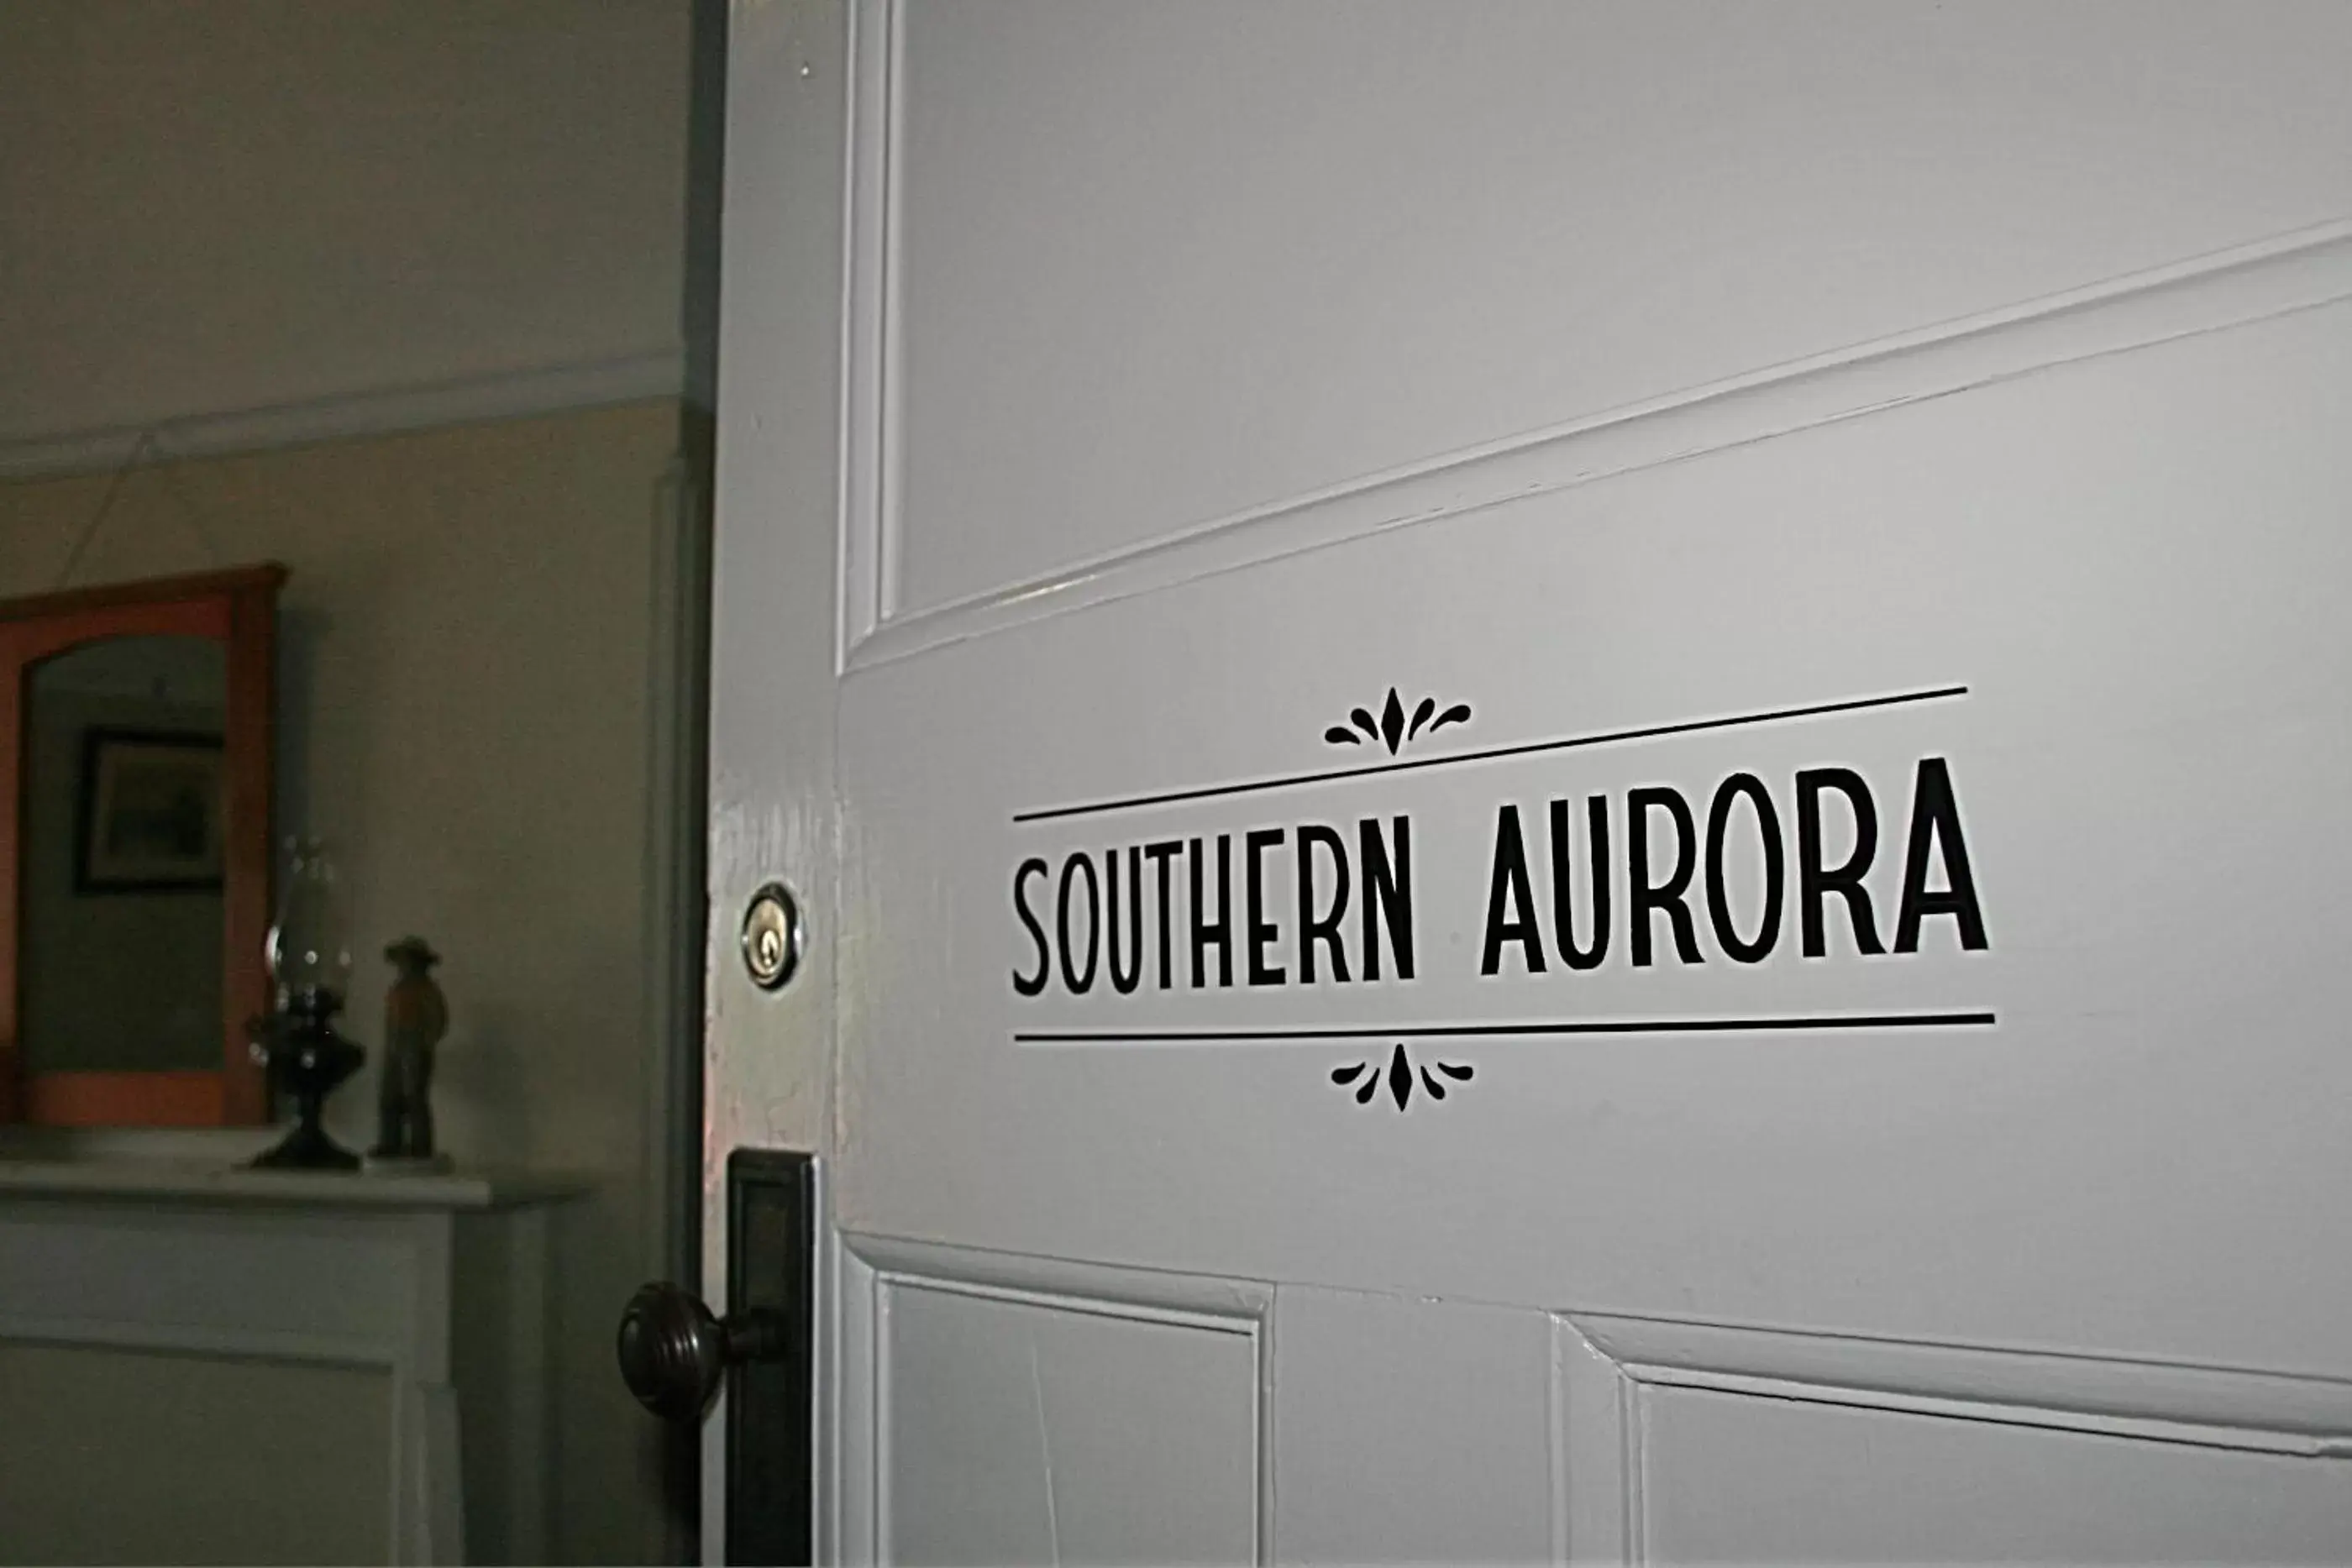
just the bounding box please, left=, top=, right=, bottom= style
left=20, top=635, right=228, bottom=1073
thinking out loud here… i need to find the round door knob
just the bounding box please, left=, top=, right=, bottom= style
left=617, top=1282, right=789, bottom=1422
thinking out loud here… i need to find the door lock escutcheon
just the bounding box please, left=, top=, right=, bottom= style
left=739, top=882, right=804, bottom=990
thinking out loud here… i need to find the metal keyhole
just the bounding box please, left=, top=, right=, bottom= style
left=740, top=883, right=804, bottom=991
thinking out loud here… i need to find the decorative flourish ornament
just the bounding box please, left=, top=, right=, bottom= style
left=1331, top=1043, right=1475, bottom=1110
left=1323, top=687, right=1472, bottom=755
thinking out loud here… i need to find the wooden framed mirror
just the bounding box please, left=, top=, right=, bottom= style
left=0, top=565, right=284, bottom=1125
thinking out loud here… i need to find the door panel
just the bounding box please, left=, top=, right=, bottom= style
left=880, top=1278, right=1259, bottom=1565
left=708, top=1, right=2352, bottom=1560
left=1558, top=1314, right=2352, bottom=1562
left=884, top=0, right=2352, bottom=620
left=843, top=1236, right=1268, bottom=1565
left=1639, top=1387, right=2352, bottom=1562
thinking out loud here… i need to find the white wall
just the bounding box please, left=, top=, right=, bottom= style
left=0, top=0, right=693, bottom=449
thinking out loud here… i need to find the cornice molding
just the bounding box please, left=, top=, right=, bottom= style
left=0, top=349, right=690, bottom=481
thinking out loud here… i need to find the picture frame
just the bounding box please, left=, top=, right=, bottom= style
left=74, top=728, right=227, bottom=894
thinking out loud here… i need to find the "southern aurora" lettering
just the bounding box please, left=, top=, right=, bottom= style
left=1012, top=817, right=1417, bottom=996
left=1476, top=758, right=1985, bottom=975
left=1010, top=758, right=1985, bottom=999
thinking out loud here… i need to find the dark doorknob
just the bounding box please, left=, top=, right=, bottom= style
left=617, top=1282, right=790, bottom=1422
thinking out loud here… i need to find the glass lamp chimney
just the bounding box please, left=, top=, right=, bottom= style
left=266, top=836, right=353, bottom=1012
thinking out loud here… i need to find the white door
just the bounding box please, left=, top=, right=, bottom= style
left=705, top=3, right=2352, bottom=1561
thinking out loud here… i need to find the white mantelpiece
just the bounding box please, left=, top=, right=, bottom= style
left=0, top=1161, right=585, bottom=1566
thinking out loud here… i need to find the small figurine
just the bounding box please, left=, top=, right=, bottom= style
left=369, top=936, right=449, bottom=1168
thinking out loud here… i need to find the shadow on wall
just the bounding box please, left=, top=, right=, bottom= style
left=272, top=603, right=330, bottom=863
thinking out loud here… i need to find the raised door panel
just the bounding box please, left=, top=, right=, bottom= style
left=865, top=1245, right=1262, bottom=1565
left=1639, top=1387, right=2352, bottom=1563
left=877, top=0, right=2352, bottom=622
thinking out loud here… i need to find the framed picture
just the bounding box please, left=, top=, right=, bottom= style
left=75, top=728, right=227, bottom=894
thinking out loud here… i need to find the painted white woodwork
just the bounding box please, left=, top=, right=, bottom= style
left=1632, top=1386, right=2351, bottom=1563
left=707, top=2, right=2352, bottom=1560
left=1268, top=1287, right=1555, bottom=1564
left=874, top=0, right=2352, bottom=624
left=703, top=0, right=854, bottom=1547
left=836, top=289, right=2352, bottom=1336
left=0, top=1163, right=582, bottom=1565
left=0, top=1344, right=395, bottom=1565
left=880, top=1275, right=1259, bottom=1563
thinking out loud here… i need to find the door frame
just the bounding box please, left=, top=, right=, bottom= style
left=702, top=0, right=859, bottom=1559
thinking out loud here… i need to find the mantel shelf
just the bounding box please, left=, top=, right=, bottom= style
left=0, top=1155, right=589, bottom=1209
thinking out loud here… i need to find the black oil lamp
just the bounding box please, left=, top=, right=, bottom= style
left=248, top=837, right=365, bottom=1170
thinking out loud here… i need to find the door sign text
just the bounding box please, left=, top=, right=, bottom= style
left=1008, top=685, right=1993, bottom=1109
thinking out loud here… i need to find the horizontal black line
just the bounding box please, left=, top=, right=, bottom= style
left=1012, top=684, right=1967, bottom=824
left=1014, top=1011, right=1997, bottom=1043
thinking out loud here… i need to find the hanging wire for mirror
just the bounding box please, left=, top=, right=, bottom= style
left=50, top=422, right=227, bottom=590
